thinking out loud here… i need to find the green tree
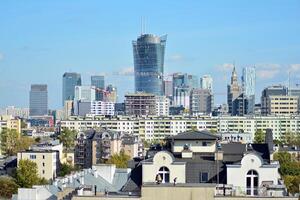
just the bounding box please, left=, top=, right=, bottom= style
left=106, top=151, right=130, bottom=168
left=254, top=129, right=265, bottom=143
left=1, top=129, right=20, bottom=156
left=58, top=128, right=77, bottom=151
left=0, top=177, right=19, bottom=198
left=58, top=163, right=79, bottom=177
left=16, top=159, right=41, bottom=188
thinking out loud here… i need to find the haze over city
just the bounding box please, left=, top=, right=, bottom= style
left=1, top=0, right=300, bottom=109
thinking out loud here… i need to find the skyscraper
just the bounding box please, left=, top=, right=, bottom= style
left=91, top=75, right=105, bottom=101
left=62, top=72, right=81, bottom=105
left=242, top=67, right=256, bottom=114
left=74, top=86, right=96, bottom=102
left=200, top=75, right=213, bottom=92
left=227, top=67, right=241, bottom=114
left=133, top=34, right=167, bottom=95
left=29, top=84, right=48, bottom=116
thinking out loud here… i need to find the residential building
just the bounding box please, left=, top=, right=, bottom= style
left=29, top=84, right=48, bottom=116
left=200, top=75, right=213, bottom=92
left=267, top=95, right=298, bottom=115
left=133, top=34, right=167, bottom=95
left=190, top=89, right=213, bottom=115
left=91, top=101, right=115, bottom=116
left=242, top=67, right=256, bottom=114
left=155, top=96, right=170, bottom=116
left=17, top=150, right=59, bottom=180
left=125, top=93, right=156, bottom=116
left=75, top=130, right=142, bottom=168
left=5, top=106, right=29, bottom=119
left=64, top=100, right=74, bottom=119
left=261, top=85, right=287, bottom=115
left=91, top=75, right=105, bottom=101
left=227, top=67, right=241, bottom=115
left=62, top=72, right=81, bottom=105
left=0, top=115, right=21, bottom=133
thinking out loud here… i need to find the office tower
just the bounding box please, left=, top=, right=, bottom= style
left=62, top=72, right=81, bottom=105
left=172, top=73, right=199, bottom=109
left=29, top=84, right=48, bottom=116
left=64, top=100, right=74, bottom=119
left=242, top=67, right=256, bottom=114
left=232, top=93, right=248, bottom=116
left=200, top=75, right=213, bottom=92
left=125, top=93, right=156, bottom=116
left=104, top=84, right=117, bottom=103
left=133, top=34, right=167, bottom=95
left=190, top=89, right=213, bottom=115
left=74, top=86, right=96, bottom=102
left=261, top=85, right=287, bottom=115
left=163, top=80, right=173, bottom=97
left=91, top=75, right=105, bottom=101
left=227, top=67, right=241, bottom=114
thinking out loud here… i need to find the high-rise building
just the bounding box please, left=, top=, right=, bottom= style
left=125, top=93, right=156, bottom=116
left=242, top=67, right=256, bottom=114
left=227, top=67, right=241, bottom=114
left=200, top=75, right=213, bottom=92
left=91, top=75, right=105, bottom=101
left=190, top=89, right=213, bottom=115
left=104, top=84, right=117, bottom=103
left=155, top=96, right=170, bottom=116
left=91, top=101, right=115, bottom=116
left=163, top=80, right=173, bottom=97
left=62, top=72, right=81, bottom=105
left=74, top=86, right=96, bottom=102
left=173, top=73, right=199, bottom=109
left=232, top=93, right=248, bottom=116
left=261, top=85, right=287, bottom=115
left=133, top=34, right=167, bottom=95
left=29, top=84, right=48, bottom=116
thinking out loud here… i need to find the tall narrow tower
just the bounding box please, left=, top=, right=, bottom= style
left=132, top=34, right=167, bottom=95
left=227, top=66, right=241, bottom=114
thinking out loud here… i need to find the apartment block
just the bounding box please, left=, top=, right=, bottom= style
left=268, top=95, right=298, bottom=115
left=125, top=93, right=156, bottom=116
left=91, top=101, right=115, bottom=116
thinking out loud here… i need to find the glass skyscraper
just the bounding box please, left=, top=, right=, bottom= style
left=133, top=34, right=167, bottom=95
left=29, top=84, right=48, bottom=116
left=91, top=75, right=105, bottom=101
left=62, top=72, right=81, bottom=105
left=242, top=67, right=256, bottom=114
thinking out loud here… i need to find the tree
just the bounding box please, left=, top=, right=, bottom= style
left=254, top=129, right=265, bottom=144
left=106, top=151, right=130, bottom=168
left=0, top=177, right=19, bottom=198
left=1, top=129, right=35, bottom=156
left=282, top=131, right=300, bottom=146
left=16, top=159, right=41, bottom=188
left=58, top=163, right=79, bottom=177
left=58, top=128, right=77, bottom=151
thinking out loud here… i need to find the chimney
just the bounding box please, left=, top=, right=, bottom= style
left=265, top=129, right=274, bottom=153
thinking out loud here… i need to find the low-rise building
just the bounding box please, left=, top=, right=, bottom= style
left=17, top=150, right=59, bottom=180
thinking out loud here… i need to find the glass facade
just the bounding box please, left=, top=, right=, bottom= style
left=62, top=72, right=81, bottom=105
left=91, top=75, right=105, bottom=101
left=242, top=67, right=256, bottom=114
left=133, top=34, right=167, bottom=95
left=29, top=84, right=48, bottom=116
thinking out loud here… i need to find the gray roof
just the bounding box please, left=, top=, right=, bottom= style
left=167, top=130, right=220, bottom=140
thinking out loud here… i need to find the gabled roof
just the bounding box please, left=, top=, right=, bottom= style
left=167, top=130, right=220, bottom=140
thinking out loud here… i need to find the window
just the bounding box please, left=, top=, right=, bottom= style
left=202, top=142, right=207, bottom=146
left=30, top=155, right=36, bottom=159
left=42, top=170, right=45, bottom=174
left=42, top=163, right=45, bottom=167
left=158, top=167, right=170, bottom=183
left=200, top=172, right=209, bottom=183
left=246, top=170, right=259, bottom=196
left=43, top=155, right=45, bottom=159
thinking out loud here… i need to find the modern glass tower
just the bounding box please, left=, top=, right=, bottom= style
left=29, top=84, right=48, bottom=116
left=91, top=75, right=105, bottom=101
left=62, top=72, right=81, bottom=105
left=133, top=34, right=167, bottom=95
left=242, top=67, right=256, bottom=114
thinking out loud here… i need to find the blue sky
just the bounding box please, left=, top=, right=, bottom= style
left=0, top=0, right=300, bottom=109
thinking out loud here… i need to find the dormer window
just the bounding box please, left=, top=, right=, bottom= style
left=202, top=142, right=207, bottom=146
left=158, top=167, right=170, bottom=183
left=183, top=144, right=190, bottom=150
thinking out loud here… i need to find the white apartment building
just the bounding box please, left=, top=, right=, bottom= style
left=61, top=115, right=300, bottom=141
left=155, top=96, right=170, bottom=116
left=91, top=101, right=115, bottom=116
left=268, top=95, right=298, bottom=115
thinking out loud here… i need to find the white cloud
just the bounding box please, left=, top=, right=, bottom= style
left=289, top=64, right=300, bottom=72
left=256, top=63, right=281, bottom=79
left=113, top=66, right=134, bottom=76
left=167, top=54, right=184, bottom=62
left=216, top=63, right=234, bottom=72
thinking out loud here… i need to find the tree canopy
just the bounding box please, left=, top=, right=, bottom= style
left=16, top=159, right=41, bottom=188
left=106, top=151, right=130, bottom=168
left=58, top=128, right=77, bottom=151
left=0, top=177, right=19, bottom=198
left=254, top=129, right=265, bottom=144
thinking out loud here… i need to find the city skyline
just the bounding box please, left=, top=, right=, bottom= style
left=0, top=1, right=300, bottom=109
